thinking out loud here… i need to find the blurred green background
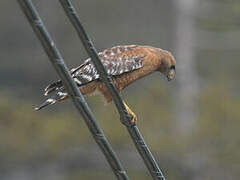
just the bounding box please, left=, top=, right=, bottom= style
left=1, top=0, right=240, bottom=179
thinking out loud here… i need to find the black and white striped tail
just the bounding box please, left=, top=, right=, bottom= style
left=35, top=91, right=68, bottom=111
left=44, top=80, right=63, bottom=96
left=35, top=79, right=67, bottom=111
left=35, top=98, right=57, bottom=111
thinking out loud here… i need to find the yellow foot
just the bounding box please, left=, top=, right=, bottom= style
left=123, top=101, right=137, bottom=125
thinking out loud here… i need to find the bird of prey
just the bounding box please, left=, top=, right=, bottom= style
left=35, top=45, right=176, bottom=124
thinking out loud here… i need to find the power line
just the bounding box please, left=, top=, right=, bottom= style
left=59, top=0, right=166, bottom=179
left=17, top=1, right=129, bottom=179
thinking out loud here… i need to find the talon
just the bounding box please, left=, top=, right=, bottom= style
left=129, top=112, right=137, bottom=125
left=123, top=101, right=137, bottom=125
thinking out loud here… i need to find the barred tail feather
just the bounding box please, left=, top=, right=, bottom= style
left=44, top=80, right=63, bottom=96
left=34, top=98, right=57, bottom=111
left=35, top=92, right=68, bottom=111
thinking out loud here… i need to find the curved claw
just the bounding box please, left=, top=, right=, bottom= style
left=123, top=101, right=137, bottom=125
left=129, top=111, right=137, bottom=125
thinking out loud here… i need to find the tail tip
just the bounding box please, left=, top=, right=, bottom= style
left=34, top=107, right=40, bottom=111
left=34, top=98, right=56, bottom=111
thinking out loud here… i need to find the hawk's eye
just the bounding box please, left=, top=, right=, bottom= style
left=170, top=65, right=175, bottom=70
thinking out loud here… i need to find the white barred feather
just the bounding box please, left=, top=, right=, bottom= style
left=70, top=45, right=144, bottom=86
left=43, top=45, right=145, bottom=96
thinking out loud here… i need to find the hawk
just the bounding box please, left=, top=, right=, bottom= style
left=35, top=45, right=176, bottom=124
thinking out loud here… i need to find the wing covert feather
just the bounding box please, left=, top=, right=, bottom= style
left=72, top=45, right=145, bottom=86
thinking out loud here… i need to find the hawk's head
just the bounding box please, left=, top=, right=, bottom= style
left=158, top=50, right=176, bottom=81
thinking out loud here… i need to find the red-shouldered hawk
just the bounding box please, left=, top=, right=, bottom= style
left=35, top=45, right=176, bottom=124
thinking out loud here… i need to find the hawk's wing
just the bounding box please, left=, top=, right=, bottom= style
left=72, top=45, right=145, bottom=86
left=44, top=45, right=145, bottom=95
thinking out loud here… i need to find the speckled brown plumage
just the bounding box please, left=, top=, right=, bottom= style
left=35, top=45, right=176, bottom=110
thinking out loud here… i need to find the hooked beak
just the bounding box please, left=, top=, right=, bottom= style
left=167, top=69, right=175, bottom=81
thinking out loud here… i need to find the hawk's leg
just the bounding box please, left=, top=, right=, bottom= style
left=123, top=101, right=137, bottom=125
